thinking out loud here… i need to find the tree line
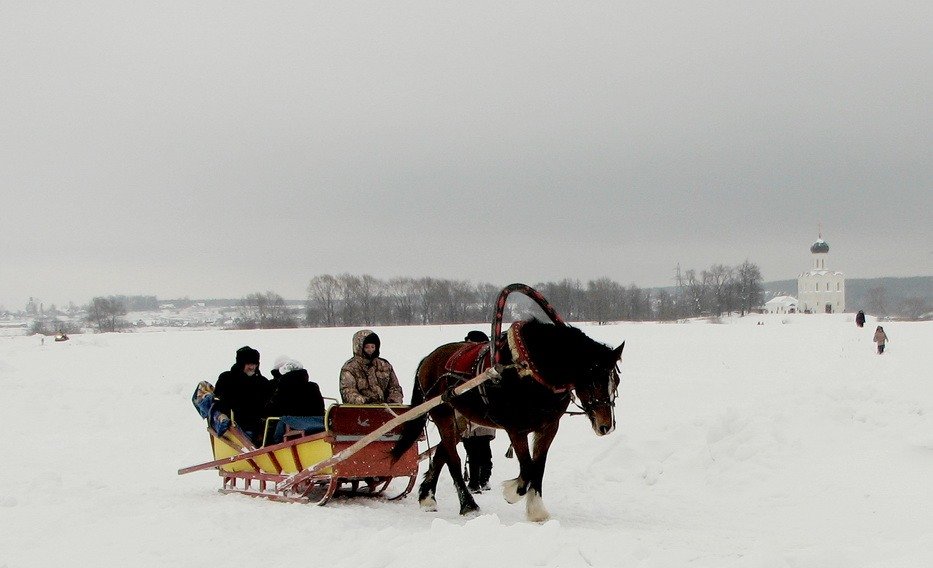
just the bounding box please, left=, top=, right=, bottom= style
left=20, top=262, right=932, bottom=335
left=234, top=261, right=766, bottom=329
left=75, top=267, right=928, bottom=333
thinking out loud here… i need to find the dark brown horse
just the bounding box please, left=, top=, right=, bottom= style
left=392, top=318, right=623, bottom=521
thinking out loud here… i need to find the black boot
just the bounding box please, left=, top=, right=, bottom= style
left=479, top=463, right=492, bottom=491
left=467, top=460, right=482, bottom=493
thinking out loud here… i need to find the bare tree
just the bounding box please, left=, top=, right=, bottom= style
left=304, top=303, right=323, bottom=327
left=25, top=297, right=40, bottom=317
left=86, top=296, right=127, bottom=333
left=537, top=279, right=585, bottom=321
left=735, top=260, right=764, bottom=316
left=899, top=296, right=929, bottom=321
left=358, top=274, right=385, bottom=325
left=307, top=274, right=340, bottom=326
left=620, top=285, right=651, bottom=321
left=473, top=282, right=501, bottom=322
left=683, top=269, right=706, bottom=317
left=584, top=278, right=624, bottom=324
left=387, top=277, right=418, bottom=325
left=415, top=277, right=444, bottom=324
left=238, top=291, right=296, bottom=329
left=336, top=274, right=363, bottom=325
left=703, top=264, right=735, bottom=316
left=655, top=289, right=677, bottom=321
left=437, top=279, right=475, bottom=323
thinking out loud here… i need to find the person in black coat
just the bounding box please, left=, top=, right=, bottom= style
left=856, top=310, right=866, bottom=328
left=266, top=357, right=325, bottom=417
left=213, top=346, right=271, bottom=446
left=461, top=330, right=496, bottom=493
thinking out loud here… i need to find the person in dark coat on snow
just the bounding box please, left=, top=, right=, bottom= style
left=460, top=330, right=496, bottom=493
left=855, top=310, right=866, bottom=328
left=266, top=356, right=325, bottom=417
left=214, top=346, right=271, bottom=446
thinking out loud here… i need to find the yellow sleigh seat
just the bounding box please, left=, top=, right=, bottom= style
left=209, top=422, right=333, bottom=475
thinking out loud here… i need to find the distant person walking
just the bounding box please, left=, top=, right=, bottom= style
left=873, top=326, right=889, bottom=354
left=855, top=310, right=866, bottom=328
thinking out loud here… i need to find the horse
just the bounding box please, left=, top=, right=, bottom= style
left=391, top=318, right=624, bottom=522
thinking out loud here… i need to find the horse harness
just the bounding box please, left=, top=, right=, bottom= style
left=431, top=284, right=595, bottom=420
left=436, top=321, right=575, bottom=407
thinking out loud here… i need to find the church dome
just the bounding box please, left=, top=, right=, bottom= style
left=810, top=239, right=829, bottom=254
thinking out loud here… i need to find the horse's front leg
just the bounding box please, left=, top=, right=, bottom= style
left=524, top=421, right=560, bottom=522
left=502, top=430, right=532, bottom=505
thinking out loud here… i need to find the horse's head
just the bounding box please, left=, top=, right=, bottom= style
left=509, top=319, right=624, bottom=436
left=575, top=341, right=624, bottom=436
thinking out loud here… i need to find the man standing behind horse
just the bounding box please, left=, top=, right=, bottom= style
left=460, top=330, right=496, bottom=493
left=339, top=330, right=404, bottom=404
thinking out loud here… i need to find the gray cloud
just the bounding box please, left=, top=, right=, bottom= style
left=1, top=2, right=930, bottom=308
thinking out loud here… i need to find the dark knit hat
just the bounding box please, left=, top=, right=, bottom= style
left=362, top=332, right=380, bottom=348
left=465, top=330, right=489, bottom=342
left=235, top=346, right=260, bottom=366
left=362, top=332, right=380, bottom=359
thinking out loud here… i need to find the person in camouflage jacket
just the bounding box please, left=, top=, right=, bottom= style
left=339, top=329, right=404, bottom=404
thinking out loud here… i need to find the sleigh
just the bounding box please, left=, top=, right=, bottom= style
left=178, top=404, right=422, bottom=505
left=180, top=365, right=502, bottom=506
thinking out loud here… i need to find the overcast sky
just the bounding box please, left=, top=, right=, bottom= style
left=1, top=2, right=930, bottom=309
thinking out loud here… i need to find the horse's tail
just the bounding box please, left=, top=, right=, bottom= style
left=390, top=367, right=427, bottom=462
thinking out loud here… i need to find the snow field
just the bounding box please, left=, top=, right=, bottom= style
left=0, top=314, right=930, bottom=567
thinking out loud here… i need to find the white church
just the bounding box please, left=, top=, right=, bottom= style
left=797, top=233, right=846, bottom=313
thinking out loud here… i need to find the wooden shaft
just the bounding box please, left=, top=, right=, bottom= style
left=178, top=443, right=265, bottom=475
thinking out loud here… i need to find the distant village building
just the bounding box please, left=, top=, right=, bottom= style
left=765, top=295, right=798, bottom=314
left=797, top=233, right=845, bottom=313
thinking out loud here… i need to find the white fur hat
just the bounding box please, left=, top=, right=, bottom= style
left=272, top=355, right=303, bottom=374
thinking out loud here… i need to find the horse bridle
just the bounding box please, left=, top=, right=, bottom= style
left=569, top=363, right=620, bottom=416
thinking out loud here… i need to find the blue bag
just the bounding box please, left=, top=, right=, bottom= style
left=191, top=381, right=231, bottom=436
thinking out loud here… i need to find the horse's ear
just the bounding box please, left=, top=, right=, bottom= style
left=612, top=341, right=625, bottom=360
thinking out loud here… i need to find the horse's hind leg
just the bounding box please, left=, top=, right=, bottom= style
left=436, top=412, right=479, bottom=515
left=445, top=446, right=479, bottom=516
left=418, top=444, right=445, bottom=512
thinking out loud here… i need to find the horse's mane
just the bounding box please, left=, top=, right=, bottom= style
left=517, top=318, right=614, bottom=384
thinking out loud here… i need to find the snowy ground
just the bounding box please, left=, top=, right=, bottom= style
left=1, top=314, right=930, bottom=567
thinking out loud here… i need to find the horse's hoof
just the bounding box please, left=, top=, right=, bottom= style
left=502, top=478, right=523, bottom=504
left=420, top=496, right=437, bottom=512
left=525, top=489, right=550, bottom=522
left=460, top=502, right=480, bottom=516
left=527, top=511, right=551, bottom=523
